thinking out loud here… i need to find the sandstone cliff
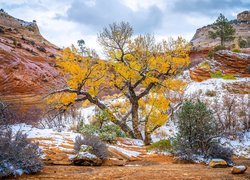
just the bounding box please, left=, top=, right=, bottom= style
left=191, top=11, right=250, bottom=51
left=190, top=50, right=250, bottom=82
left=0, top=10, right=64, bottom=96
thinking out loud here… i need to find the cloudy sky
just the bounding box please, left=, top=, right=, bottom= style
left=1, top=0, right=249, bottom=54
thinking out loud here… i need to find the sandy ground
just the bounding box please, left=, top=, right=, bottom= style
left=17, top=155, right=250, bottom=180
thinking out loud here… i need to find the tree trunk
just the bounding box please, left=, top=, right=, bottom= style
left=131, top=101, right=143, bottom=140
left=144, top=130, right=152, bottom=145
left=87, top=95, right=135, bottom=138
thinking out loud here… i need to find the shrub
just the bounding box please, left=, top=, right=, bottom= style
left=222, top=74, right=236, bottom=80
left=77, top=109, right=127, bottom=143
left=198, top=62, right=210, bottom=70
left=36, top=46, right=46, bottom=53
left=231, top=49, right=241, bottom=53
left=210, top=70, right=223, bottom=78
left=147, top=139, right=173, bottom=152
left=0, top=129, right=43, bottom=178
left=205, top=90, right=216, bottom=97
left=0, top=101, right=14, bottom=127
left=238, top=37, right=247, bottom=48
left=78, top=123, right=126, bottom=143
left=207, top=143, right=233, bottom=164
left=213, top=45, right=226, bottom=52
left=173, top=100, right=217, bottom=160
left=74, top=134, right=108, bottom=160
left=0, top=27, right=4, bottom=34
left=208, top=45, right=226, bottom=59
left=78, top=124, right=99, bottom=136
left=207, top=50, right=214, bottom=59
left=246, top=66, right=250, bottom=73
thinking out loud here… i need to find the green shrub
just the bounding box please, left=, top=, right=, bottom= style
left=213, top=45, right=226, bottom=52
left=205, top=90, right=216, bottom=97
left=78, top=124, right=99, bottom=135
left=78, top=109, right=127, bottom=143
left=210, top=70, right=223, bottom=78
left=238, top=37, right=249, bottom=48
left=246, top=66, right=250, bottom=73
left=207, top=45, right=226, bottom=59
left=198, top=62, right=210, bottom=70
left=231, top=49, right=241, bottom=53
left=222, top=74, right=236, bottom=80
left=78, top=123, right=126, bottom=143
left=147, top=139, right=173, bottom=152
left=207, top=50, right=214, bottom=59
left=173, top=100, right=218, bottom=160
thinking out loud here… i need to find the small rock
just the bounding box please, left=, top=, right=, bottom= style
left=231, top=165, right=247, bottom=174
left=209, top=159, right=228, bottom=168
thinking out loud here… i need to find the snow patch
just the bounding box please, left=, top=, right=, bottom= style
left=109, top=145, right=141, bottom=157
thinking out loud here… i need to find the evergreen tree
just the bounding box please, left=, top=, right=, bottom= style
left=209, top=14, right=235, bottom=46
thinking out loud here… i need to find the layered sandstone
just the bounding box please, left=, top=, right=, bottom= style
left=191, top=11, right=250, bottom=51
left=190, top=50, right=250, bottom=82
left=214, top=50, right=250, bottom=77
left=0, top=10, right=63, bottom=96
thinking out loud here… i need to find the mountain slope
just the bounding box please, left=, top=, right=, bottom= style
left=0, top=10, right=63, bottom=96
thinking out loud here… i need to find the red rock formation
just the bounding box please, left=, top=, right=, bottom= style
left=189, top=68, right=211, bottom=82
left=190, top=50, right=250, bottom=82
left=0, top=10, right=64, bottom=96
left=214, top=50, right=250, bottom=77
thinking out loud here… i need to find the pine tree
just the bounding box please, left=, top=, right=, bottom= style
left=209, top=14, right=235, bottom=46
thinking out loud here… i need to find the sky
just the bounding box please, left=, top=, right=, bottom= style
left=0, top=0, right=249, bottom=55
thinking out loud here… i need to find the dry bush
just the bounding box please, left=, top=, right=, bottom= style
left=74, top=134, right=108, bottom=160
left=39, top=106, right=84, bottom=131
left=0, top=101, right=42, bottom=126
left=211, top=95, right=249, bottom=134
left=207, top=143, right=233, bottom=164
left=0, top=129, right=43, bottom=177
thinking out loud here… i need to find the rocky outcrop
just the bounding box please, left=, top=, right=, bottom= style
left=191, top=11, right=250, bottom=52
left=237, top=11, right=250, bottom=22
left=29, top=129, right=144, bottom=166
left=0, top=10, right=64, bottom=97
left=223, top=81, right=250, bottom=94
left=214, top=50, right=250, bottom=77
left=189, top=68, right=211, bottom=82
left=190, top=50, right=250, bottom=82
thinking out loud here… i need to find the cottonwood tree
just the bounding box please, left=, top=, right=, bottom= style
left=49, top=22, right=190, bottom=144
left=209, top=13, right=235, bottom=46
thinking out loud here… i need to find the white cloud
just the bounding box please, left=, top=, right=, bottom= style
left=1, top=0, right=247, bottom=58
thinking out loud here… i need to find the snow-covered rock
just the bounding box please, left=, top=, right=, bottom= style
left=72, top=152, right=102, bottom=166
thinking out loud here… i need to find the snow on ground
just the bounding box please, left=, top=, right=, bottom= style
left=109, top=145, right=141, bottom=157
left=184, top=78, right=249, bottom=96
left=151, top=121, right=177, bottom=143
left=11, top=123, right=79, bottom=142
left=151, top=120, right=250, bottom=158
left=221, top=131, right=250, bottom=158
left=78, top=106, right=96, bottom=124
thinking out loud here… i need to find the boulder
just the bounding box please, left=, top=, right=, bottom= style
left=231, top=165, right=247, bottom=174
left=72, top=144, right=102, bottom=166
left=209, top=159, right=228, bottom=168
left=72, top=152, right=102, bottom=166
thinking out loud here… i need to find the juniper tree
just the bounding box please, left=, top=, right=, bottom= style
left=209, top=14, right=235, bottom=46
